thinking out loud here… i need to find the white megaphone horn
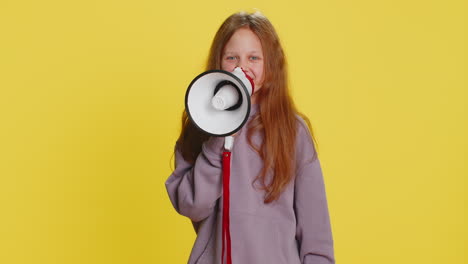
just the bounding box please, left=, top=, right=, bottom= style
left=185, top=67, right=255, bottom=137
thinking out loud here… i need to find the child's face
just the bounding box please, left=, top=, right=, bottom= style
left=221, top=27, right=265, bottom=93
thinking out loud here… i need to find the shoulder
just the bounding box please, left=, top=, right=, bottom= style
left=294, top=114, right=314, bottom=149
left=295, top=114, right=310, bottom=135
left=294, top=114, right=318, bottom=168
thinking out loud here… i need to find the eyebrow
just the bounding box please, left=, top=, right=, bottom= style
left=223, top=51, right=262, bottom=55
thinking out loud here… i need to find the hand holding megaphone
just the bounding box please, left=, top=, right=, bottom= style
left=185, top=67, right=255, bottom=137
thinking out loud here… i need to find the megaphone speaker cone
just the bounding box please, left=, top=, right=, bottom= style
left=185, top=69, right=252, bottom=137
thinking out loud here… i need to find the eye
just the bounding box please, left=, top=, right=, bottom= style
left=226, top=56, right=237, bottom=60
left=250, top=56, right=260, bottom=60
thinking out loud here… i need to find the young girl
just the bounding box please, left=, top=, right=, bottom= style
left=165, top=11, right=335, bottom=264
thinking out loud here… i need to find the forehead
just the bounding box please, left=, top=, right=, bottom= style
left=223, top=27, right=263, bottom=53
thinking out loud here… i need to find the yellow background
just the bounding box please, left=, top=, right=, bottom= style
left=0, top=0, right=466, bottom=263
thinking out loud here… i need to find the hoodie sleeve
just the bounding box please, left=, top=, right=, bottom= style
left=165, top=136, right=225, bottom=222
left=294, top=119, right=335, bottom=264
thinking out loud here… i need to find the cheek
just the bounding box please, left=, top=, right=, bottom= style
left=254, top=65, right=265, bottom=83
left=221, top=61, right=235, bottom=72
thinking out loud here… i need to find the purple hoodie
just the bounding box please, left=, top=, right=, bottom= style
left=165, top=104, right=335, bottom=264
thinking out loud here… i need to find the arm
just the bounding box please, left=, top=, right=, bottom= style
left=165, top=136, right=225, bottom=222
left=294, top=121, right=335, bottom=264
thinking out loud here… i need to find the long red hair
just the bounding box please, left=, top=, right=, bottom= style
left=177, top=11, right=318, bottom=203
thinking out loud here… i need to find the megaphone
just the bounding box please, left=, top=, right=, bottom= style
left=185, top=67, right=255, bottom=137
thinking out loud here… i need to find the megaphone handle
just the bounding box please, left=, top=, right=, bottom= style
left=224, top=136, right=234, bottom=151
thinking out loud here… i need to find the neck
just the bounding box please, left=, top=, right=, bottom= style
left=251, top=92, right=259, bottom=104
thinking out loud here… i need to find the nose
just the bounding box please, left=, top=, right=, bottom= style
left=235, top=59, right=252, bottom=76
left=238, top=58, right=248, bottom=70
